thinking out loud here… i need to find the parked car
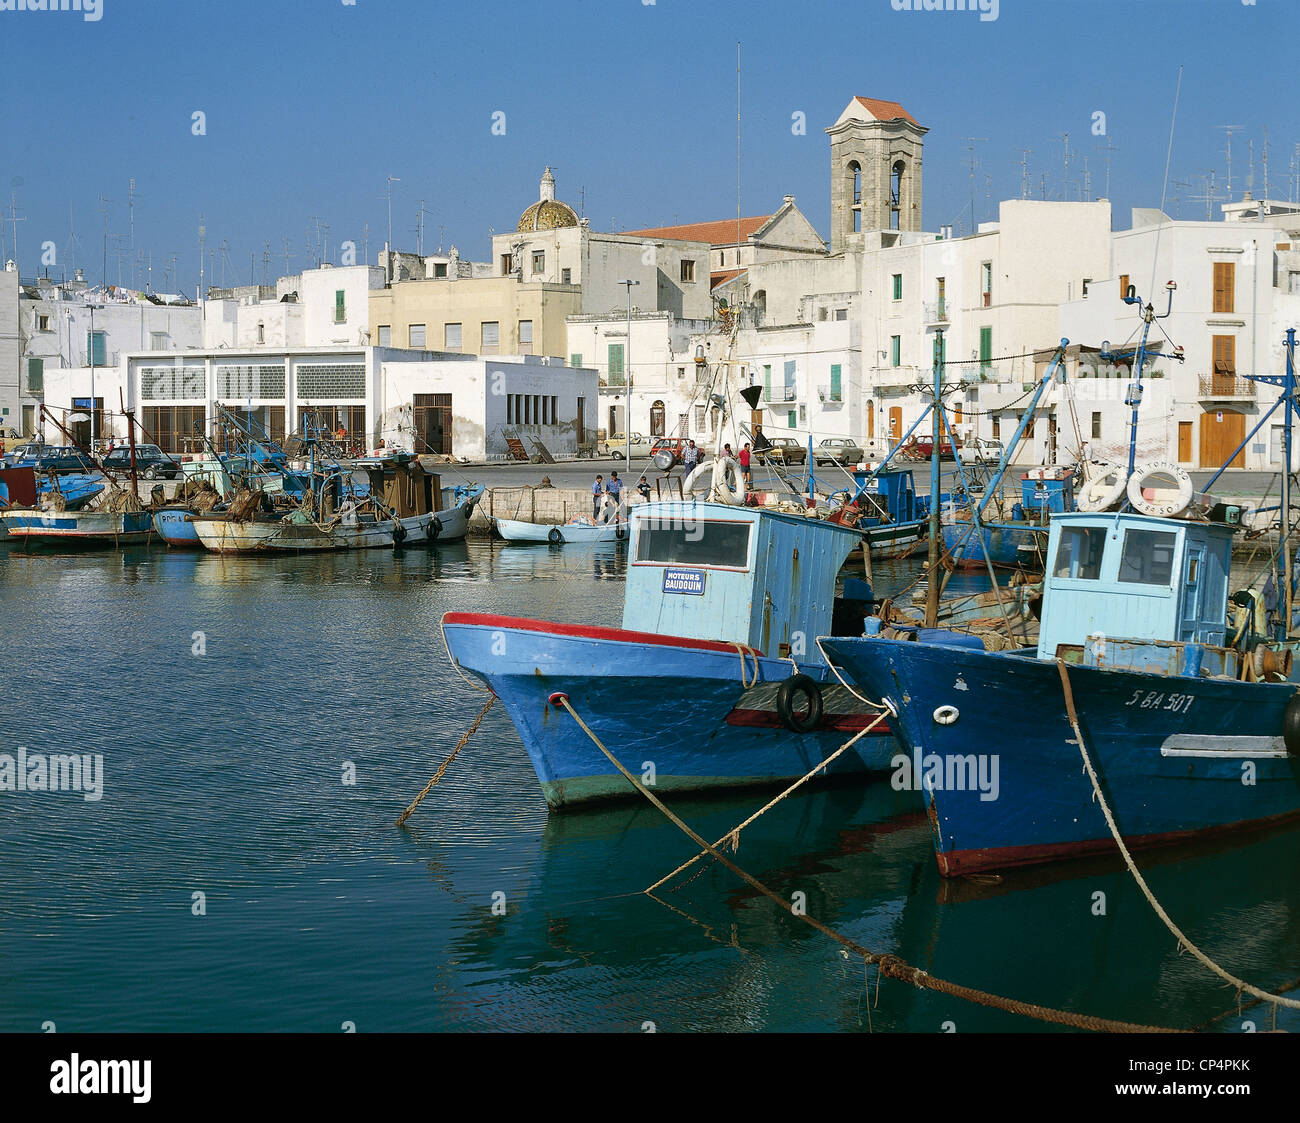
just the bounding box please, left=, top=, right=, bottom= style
left=102, top=444, right=183, bottom=480
left=970, top=436, right=1004, bottom=463
left=6, top=444, right=99, bottom=473
left=603, top=432, right=652, bottom=459
left=757, top=436, right=808, bottom=466
left=902, top=434, right=962, bottom=460
left=649, top=436, right=692, bottom=465
left=813, top=437, right=865, bottom=466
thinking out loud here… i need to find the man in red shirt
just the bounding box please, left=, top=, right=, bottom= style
left=739, top=442, right=752, bottom=489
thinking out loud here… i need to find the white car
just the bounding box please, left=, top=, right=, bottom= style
left=603, top=432, right=652, bottom=459
left=970, top=437, right=1004, bottom=463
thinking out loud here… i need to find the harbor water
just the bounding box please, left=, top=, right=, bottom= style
left=2, top=540, right=1298, bottom=1033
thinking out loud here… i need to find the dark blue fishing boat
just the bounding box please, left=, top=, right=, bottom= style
left=822, top=316, right=1300, bottom=876
left=443, top=500, right=898, bottom=809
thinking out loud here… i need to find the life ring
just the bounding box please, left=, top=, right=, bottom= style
left=391, top=522, right=407, bottom=548
left=548, top=527, right=564, bottom=545
left=1076, top=462, right=1128, bottom=512
left=1284, top=694, right=1300, bottom=756
left=776, top=674, right=824, bottom=733
left=683, top=462, right=713, bottom=499
left=1127, top=460, right=1194, bottom=517
left=426, top=516, right=442, bottom=544
left=711, top=457, right=746, bottom=505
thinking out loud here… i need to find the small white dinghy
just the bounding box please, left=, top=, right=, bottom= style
left=493, top=510, right=628, bottom=544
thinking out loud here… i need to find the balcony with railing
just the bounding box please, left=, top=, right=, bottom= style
left=1198, top=373, right=1254, bottom=399
left=872, top=364, right=922, bottom=392
left=923, top=299, right=949, bottom=325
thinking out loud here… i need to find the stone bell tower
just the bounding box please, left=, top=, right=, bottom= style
left=826, top=96, right=927, bottom=251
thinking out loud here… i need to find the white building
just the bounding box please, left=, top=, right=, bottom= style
left=16, top=272, right=200, bottom=442
left=0, top=262, right=19, bottom=435
left=378, top=354, right=597, bottom=460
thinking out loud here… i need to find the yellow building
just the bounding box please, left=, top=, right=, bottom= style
left=369, top=275, right=580, bottom=359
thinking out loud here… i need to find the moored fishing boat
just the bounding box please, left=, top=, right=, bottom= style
left=444, top=499, right=899, bottom=809
left=821, top=318, right=1300, bottom=877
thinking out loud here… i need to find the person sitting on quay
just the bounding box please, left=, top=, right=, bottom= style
left=636, top=475, right=652, bottom=502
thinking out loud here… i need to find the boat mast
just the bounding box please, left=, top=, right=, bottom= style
left=926, top=329, right=944, bottom=628
left=1283, top=328, right=1295, bottom=636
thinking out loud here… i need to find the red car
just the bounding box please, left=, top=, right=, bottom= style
left=650, top=437, right=692, bottom=465
left=901, top=434, right=962, bottom=460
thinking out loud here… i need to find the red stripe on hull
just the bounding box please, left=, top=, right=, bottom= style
left=442, top=611, right=761, bottom=656
left=935, top=808, right=1300, bottom=877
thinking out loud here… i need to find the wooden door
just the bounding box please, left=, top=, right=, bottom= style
left=889, top=406, right=902, bottom=444
left=1199, top=408, right=1245, bottom=469
left=1177, top=421, right=1192, bottom=462
left=867, top=402, right=875, bottom=440
left=414, top=393, right=452, bottom=455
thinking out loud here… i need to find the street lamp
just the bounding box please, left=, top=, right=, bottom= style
left=619, top=279, right=639, bottom=483
left=86, top=303, right=104, bottom=453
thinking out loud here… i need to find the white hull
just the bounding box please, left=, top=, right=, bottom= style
left=192, top=511, right=444, bottom=554
left=493, top=515, right=626, bottom=544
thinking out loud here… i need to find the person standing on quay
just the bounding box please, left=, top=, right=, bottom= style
left=739, top=442, right=752, bottom=489
left=683, top=440, right=699, bottom=470
left=592, top=474, right=604, bottom=519
left=606, top=471, right=623, bottom=520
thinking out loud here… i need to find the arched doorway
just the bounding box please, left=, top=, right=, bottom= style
left=650, top=400, right=665, bottom=437
left=1199, top=408, right=1245, bottom=469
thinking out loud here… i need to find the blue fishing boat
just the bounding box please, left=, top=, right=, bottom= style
left=941, top=468, right=1075, bottom=570
left=821, top=318, right=1300, bottom=876
left=442, top=500, right=898, bottom=809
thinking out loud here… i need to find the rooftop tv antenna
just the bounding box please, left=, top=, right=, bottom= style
left=1217, top=125, right=1243, bottom=197
left=1017, top=148, right=1031, bottom=199
left=98, top=194, right=112, bottom=286
left=964, top=137, right=988, bottom=233
left=1099, top=137, right=1119, bottom=199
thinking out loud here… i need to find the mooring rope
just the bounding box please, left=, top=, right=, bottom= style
left=645, top=704, right=895, bottom=894
left=1055, top=658, right=1300, bottom=1011
left=396, top=694, right=496, bottom=826
left=814, top=637, right=892, bottom=710
left=554, top=693, right=1180, bottom=1032
left=732, top=643, right=760, bottom=687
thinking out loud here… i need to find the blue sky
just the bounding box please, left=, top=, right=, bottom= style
left=0, top=0, right=1292, bottom=296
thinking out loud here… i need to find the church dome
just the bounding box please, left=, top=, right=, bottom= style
left=517, top=166, right=579, bottom=232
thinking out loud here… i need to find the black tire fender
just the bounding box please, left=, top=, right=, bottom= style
left=615, top=523, right=625, bottom=541
left=548, top=527, right=564, bottom=545
left=427, top=516, right=442, bottom=545
left=392, top=522, right=407, bottom=548
left=776, top=673, right=824, bottom=734
left=1283, top=694, right=1300, bottom=756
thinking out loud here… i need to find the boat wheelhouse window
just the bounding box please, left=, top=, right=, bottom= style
left=1118, top=529, right=1177, bottom=586
left=636, top=520, right=751, bottom=569
left=1053, top=526, right=1106, bottom=580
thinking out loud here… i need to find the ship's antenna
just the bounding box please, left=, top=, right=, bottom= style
left=1147, top=65, right=1183, bottom=301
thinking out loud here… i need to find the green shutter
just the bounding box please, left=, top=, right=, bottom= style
left=787, top=411, right=797, bottom=428
left=763, top=365, right=772, bottom=402
left=608, top=343, right=624, bottom=384
left=86, top=331, right=106, bottom=366
left=892, top=274, right=902, bottom=300
left=891, top=336, right=901, bottom=367
left=335, top=290, right=346, bottom=322
left=570, top=353, right=582, bottom=368
left=979, top=327, right=992, bottom=375
left=830, top=364, right=842, bottom=401
left=27, top=357, right=43, bottom=392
